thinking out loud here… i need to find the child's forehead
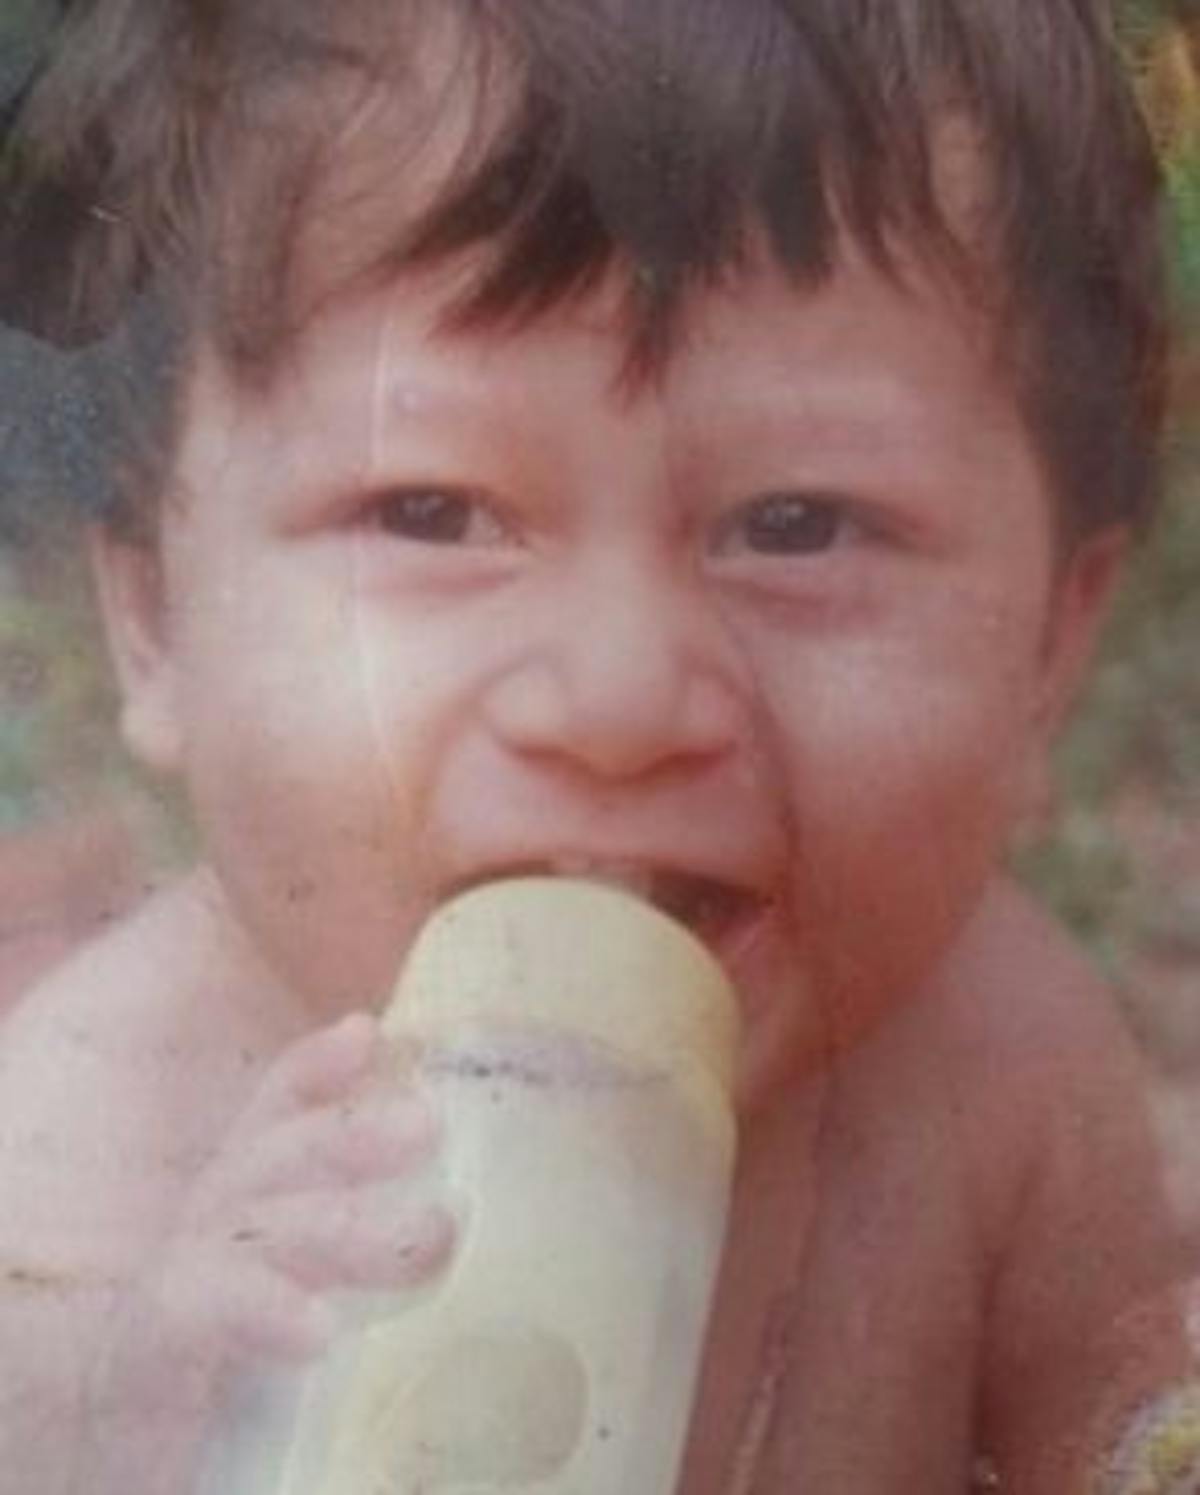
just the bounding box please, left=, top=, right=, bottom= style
left=188, top=238, right=1021, bottom=494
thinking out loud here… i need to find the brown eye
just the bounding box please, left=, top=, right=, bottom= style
left=725, top=493, right=849, bottom=556
left=370, top=489, right=505, bottom=546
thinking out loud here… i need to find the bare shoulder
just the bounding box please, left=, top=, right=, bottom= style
left=1, top=873, right=227, bottom=1099
left=921, top=876, right=1172, bottom=1272
left=930, top=874, right=1148, bottom=1099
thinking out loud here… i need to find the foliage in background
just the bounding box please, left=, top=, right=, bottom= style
left=1016, top=1, right=1200, bottom=1011
left=1020, top=465, right=1200, bottom=975
left=0, top=539, right=123, bottom=832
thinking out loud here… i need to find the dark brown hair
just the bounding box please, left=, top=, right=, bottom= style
left=0, top=0, right=1166, bottom=540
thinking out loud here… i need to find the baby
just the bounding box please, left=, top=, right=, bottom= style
left=0, top=0, right=1192, bottom=1491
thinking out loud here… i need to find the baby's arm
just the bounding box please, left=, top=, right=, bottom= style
left=0, top=984, right=170, bottom=1495
left=0, top=1001, right=451, bottom=1495
left=962, top=884, right=1190, bottom=1492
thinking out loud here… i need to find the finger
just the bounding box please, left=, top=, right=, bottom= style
left=214, top=1088, right=441, bottom=1202
left=233, top=1013, right=385, bottom=1135
left=232, top=1190, right=456, bottom=1293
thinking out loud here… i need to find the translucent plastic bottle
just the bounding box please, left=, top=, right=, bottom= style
left=206, top=876, right=740, bottom=1495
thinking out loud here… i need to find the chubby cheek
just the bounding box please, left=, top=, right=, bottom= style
left=172, top=596, right=451, bottom=1015
left=765, top=625, right=1044, bottom=1049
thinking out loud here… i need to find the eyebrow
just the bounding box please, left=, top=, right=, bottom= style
left=690, top=374, right=952, bottom=444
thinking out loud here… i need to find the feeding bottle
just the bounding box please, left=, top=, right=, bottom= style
left=205, top=876, right=740, bottom=1494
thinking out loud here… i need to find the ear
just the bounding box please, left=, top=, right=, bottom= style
left=1013, top=526, right=1128, bottom=841
left=1035, top=525, right=1130, bottom=737
left=88, top=525, right=184, bottom=774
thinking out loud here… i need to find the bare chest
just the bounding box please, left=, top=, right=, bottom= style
left=692, top=1054, right=993, bottom=1495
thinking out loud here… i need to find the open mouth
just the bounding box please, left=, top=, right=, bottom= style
left=451, top=860, right=771, bottom=955
left=639, top=869, right=767, bottom=949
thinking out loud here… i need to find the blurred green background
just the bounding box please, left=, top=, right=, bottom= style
left=1, top=0, right=1199, bottom=1067
left=1011, top=0, right=1200, bottom=1070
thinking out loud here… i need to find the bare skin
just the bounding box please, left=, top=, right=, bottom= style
left=0, top=870, right=1185, bottom=1495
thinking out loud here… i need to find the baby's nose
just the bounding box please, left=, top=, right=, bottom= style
left=483, top=563, right=743, bottom=781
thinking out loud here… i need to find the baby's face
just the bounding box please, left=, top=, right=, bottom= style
left=106, top=251, right=1115, bottom=1104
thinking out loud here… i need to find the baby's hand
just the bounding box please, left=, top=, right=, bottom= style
left=83, top=1014, right=451, bottom=1495
left=154, top=1012, right=453, bottom=1370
